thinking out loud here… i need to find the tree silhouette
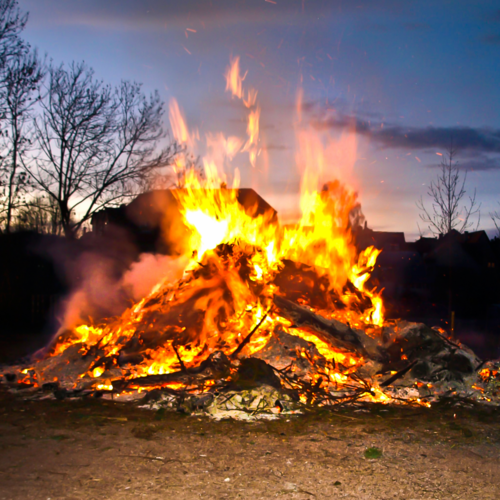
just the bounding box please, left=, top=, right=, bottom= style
left=0, top=0, right=40, bottom=231
left=417, top=144, right=480, bottom=236
left=0, top=48, right=44, bottom=232
left=25, top=62, right=180, bottom=237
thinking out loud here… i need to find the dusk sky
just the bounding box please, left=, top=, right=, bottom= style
left=18, top=0, right=500, bottom=239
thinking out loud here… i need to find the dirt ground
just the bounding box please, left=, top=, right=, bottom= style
left=0, top=388, right=499, bottom=500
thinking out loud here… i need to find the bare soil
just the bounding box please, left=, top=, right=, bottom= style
left=0, top=388, right=499, bottom=499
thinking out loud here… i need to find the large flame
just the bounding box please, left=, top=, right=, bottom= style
left=45, top=55, right=387, bottom=401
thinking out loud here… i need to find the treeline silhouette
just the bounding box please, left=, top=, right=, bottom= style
left=0, top=0, right=179, bottom=239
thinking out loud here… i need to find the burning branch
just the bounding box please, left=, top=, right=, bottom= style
left=230, top=307, right=273, bottom=359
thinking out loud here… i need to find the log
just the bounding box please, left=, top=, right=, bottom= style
left=124, top=350, right=231, bottom=388
left=272, top=294, right=375, bottom=359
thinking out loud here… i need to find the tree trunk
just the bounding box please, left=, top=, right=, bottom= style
left=5, top=142, right=18, bottom=233
left=59, top=201, right=75, bottom=238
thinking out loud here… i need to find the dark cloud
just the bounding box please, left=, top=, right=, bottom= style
left=312, top=113, right=500, bottom=153
left=19, top=0, right=325, bottom=28
left=452, top=151, right=500, bottom=171
left=372, top=125, right=500, bottom=153
left=309, top=97, right=390, bottom=120
left=457, top=156, right=500, bottom=171
left=312, top=114, right=371, bottom=134
left=311, top=111, right=500, bottom=170
left=19, top=0, right=416, bottom=30
left=425, top=153, right=500, bottom=171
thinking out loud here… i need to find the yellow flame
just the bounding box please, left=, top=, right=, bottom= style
left=225, top=56, right=246, bottom=100
left=169, top=99, right=191, bottom=144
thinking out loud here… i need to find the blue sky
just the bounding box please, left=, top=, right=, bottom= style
left=18, top=0, right=500, bottom=239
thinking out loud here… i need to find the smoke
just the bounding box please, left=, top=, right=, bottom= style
left=58, top=251, right=189, bottom=333
left=57, top=251, right=131, bottom=331
left=122, top=253, right=189, bottom=301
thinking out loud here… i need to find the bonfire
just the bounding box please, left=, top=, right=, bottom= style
left=2, top=56, right=499, bottom=418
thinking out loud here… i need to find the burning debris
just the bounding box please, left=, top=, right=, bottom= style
left=2, top=56, right=499, bottom=418
left=2, top=222, right=497, bottom=417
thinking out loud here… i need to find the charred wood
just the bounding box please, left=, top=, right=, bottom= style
left=380, top=360, right=418, bottom=387
left=272, top=294, right=376, bottom=358
left=125, top=350, right=232, bottom=388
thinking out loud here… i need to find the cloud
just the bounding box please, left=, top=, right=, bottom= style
left=452, top=152, right=500, bottom=171
left=20, top=0, right=319, bottom=29
left=312, top=112, right=500, bottom=153
left=312, top=114, right=371, bottom=134
left=311, top=110, right=500, bottom=170
left=21, top=0, right=415, bottom=30
left=373, top=125, right=500, bottom=153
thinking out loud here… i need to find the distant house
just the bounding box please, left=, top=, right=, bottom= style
left=354, top=225, right=407, bottom=252
left=411, top=236, right=438, bottom=256
left=411, top=230, right=497, bottom=270
left=407, top=230, right=499, bottom=316
left=91, top=188, right=278, bottom=254
left=353, top=227, right=500, bottom=318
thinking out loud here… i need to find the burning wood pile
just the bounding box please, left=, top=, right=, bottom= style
left=2, top=184, right=499, bottom=418
left=2, top=56, right=499, bottom=418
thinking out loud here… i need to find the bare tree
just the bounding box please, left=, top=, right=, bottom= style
left=490, top=205, right=500, bottom=239
left=417, top=145, right=480, bottom=236
left=0, top=0, right=35, bottom=231
left=0, top=48, right=44, bottom=232
left=14, top=195, right=61, bottom=234
left=25, top=62, right=180, bottom=238
left=0, top=0, right=27, bottom=66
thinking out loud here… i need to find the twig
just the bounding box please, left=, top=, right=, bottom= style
left=380, top=360, right=418, bottom=388
left=430, top=328, right=462, bottom=350
left=118, top=454, right=183, bottom=464
left=172, top=344, right=187, bottom=373
left=230, top=307, right=273, bottom=359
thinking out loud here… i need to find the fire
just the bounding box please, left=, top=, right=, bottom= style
left=43, top=55, right=389, bottom=404
left=224, top=56, right=260, bottom=168
left=224, top=55, right=246, bottom=100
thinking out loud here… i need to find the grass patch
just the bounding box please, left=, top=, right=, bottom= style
left=364, top=447, right=382, bottom=459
